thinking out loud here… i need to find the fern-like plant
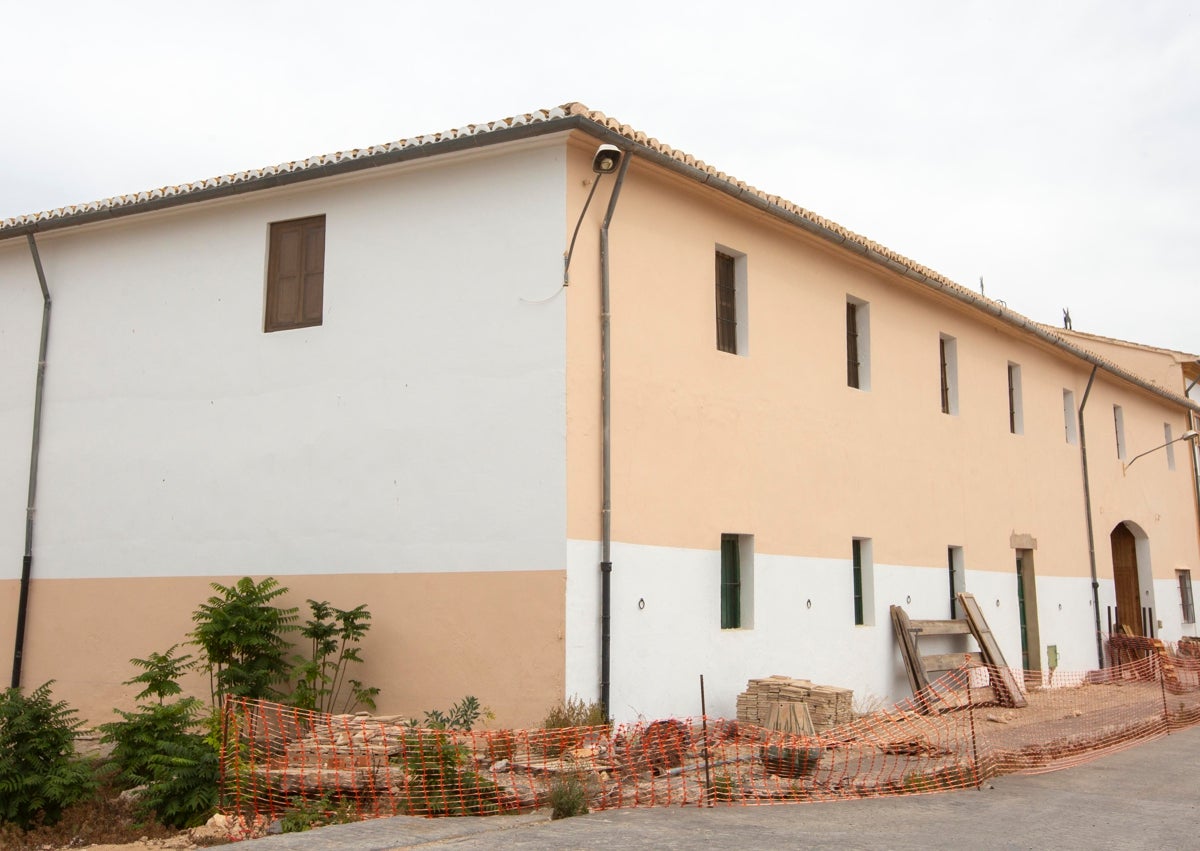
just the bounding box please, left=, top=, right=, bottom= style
left=99, top=648, right=218, bottom=829
left=0, top=681, right=95, bottom=829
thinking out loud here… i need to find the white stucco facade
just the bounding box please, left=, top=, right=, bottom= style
left=566, top=539, right=1117, bottom=722
left=0, top=138, right=570, bottom=582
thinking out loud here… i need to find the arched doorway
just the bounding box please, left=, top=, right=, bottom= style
left=1110, top=522, right=1142, bottom=635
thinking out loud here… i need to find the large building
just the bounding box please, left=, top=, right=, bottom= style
left=2, top=104, right=1197, bottom=726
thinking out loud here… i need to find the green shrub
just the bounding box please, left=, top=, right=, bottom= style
left=99, top=648, right=218, bottom=829
left=393, top=730, right=503, bottom=816
left=189, top=579, right=381, bottom=714
left=190, top=577, right=299, bottom=705
left=414, top=695, right=491, bottom=732
left=292, top=599, right=380, bottom=714
left=707, top=772, right=739, bottom=803
left=536, top=696, right=608, bottom=757
left=542, top=696, right=608, bottom=730
left=0, top=682, right=96, bottom=829
left=135, top=720, right=219, bottom=829
left=279, top=794, right=358, bottom=833
left=548, top=770, right=592, bottom=819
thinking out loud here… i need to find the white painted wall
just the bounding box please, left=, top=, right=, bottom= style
left=0, top=139, right=569, bottom=581
left=567, top=538, right=1106, bottom=722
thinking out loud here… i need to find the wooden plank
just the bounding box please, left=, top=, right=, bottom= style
left=763, top=700, right=814, bottom=735
left=921, top=652, right=984, bottom=673
left=890, top=605, right=931, bottom=706
left=958, top=592, right=1028, bottom=708
left=909, top=619, right=972, bottom=635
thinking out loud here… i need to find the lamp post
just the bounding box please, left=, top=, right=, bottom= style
left=1122, top=429, right=1200, bottom=474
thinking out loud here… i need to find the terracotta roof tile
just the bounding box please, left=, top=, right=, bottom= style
left=0, top=105, right=575, bottom=232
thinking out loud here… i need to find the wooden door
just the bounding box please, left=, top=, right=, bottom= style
left=1110, top=523, right=1142, bottom=636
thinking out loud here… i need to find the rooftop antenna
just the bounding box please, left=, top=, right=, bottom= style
left=979, top=276, right=985, bottom=298
left=1063, top=308, right=1072, bottom=330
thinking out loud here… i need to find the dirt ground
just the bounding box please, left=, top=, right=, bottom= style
left=59, top=831, right=227, bottom=851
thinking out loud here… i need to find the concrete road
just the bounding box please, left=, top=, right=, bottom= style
left=237, top=725, right=1200, bottom=850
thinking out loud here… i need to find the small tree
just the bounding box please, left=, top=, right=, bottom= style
left=0, top=681, right=95, bottom=829
left=292, top=600, right=380, bottom=714
left=190, top=577, right=298, bottom=705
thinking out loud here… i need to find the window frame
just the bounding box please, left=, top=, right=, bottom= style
left=720, top=533, right=754, bottom=629
left=265, top=214, right=326, bottom=333
left=1114, top=405, right=1127, bottom=461
left=1007, top=362, right=1024, bottom=434
left=846, top=296, right=871, bottom=390
left=715, top=253, right=737, bottom=354
left=1063, top=389, right=1078, bottom=445
left=1179, top=570, right=1195, bottom=624
left=948, top=545, right=965, bottom=618
left=714, top=247, right=748, bottom=356
left=852, top=539, right=865, bottom=625
left=852, top=537, right=875, bottom=626
left=939, top=334, right=959, bottom=415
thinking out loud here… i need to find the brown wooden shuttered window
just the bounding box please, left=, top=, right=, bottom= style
left=715, top=252, right=737, bottom=354
left=265, top=215, right=325, bottom=332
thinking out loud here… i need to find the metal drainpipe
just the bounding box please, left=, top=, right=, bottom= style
left=1077, top=365, right=1104, bottom=669
left=599, top=153, right=630, bottom=719
left=11, top=234, right=52, bottom=689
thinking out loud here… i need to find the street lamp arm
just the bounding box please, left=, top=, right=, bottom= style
left=1122, top=430, right=1200, bottom=474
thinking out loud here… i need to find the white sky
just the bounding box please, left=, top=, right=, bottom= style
left=3, top=0, right=1197, bottom=353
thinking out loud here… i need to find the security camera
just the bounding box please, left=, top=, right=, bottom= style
left=592, top=144, right=623, bottom=175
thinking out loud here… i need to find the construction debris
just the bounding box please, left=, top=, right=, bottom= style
left=736, top=675, right=854, bottom=733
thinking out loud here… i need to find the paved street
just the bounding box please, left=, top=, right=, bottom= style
left=237, top=725, right=1200, bottom=850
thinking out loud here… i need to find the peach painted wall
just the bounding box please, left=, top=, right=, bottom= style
left=567, top=144, right=1198, bottom=579
left=563, top=131, right=1199, bottom=713
left=2, top=571, right=564, bottom=729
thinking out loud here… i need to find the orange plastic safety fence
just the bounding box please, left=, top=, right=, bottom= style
left=219, top=652, right=1200, bottom=826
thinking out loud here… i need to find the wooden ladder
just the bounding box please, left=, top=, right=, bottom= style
left=891, top=592, right=1027, bottom=710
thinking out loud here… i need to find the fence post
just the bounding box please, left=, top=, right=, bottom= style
left=1158, top=651, right=1170, bottom=732
left=967, top=670, right=982, bottom=789
left=700, top=675, right=713, bottom=806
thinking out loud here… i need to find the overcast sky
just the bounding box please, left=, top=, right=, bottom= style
left=3, top=1, right=1197, bottom=353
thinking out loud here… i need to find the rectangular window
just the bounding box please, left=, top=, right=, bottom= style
left=1165, top=423, right=1177, bottom=471
left=714, top=248, right=748, bottom=356
left=948, top=546, right=965, bottom=618
left=721, top=534, right=754, bottom=629
left=847, top=297, right=871, bottom=390
left=852, top=538, right=875, bottom=626
left=1179, top=570, right=1195, bottom=624
left=1114, top=405, right=1126, bottom=460
left=1063, top=389, right=1078, bottom=444
left=266, top=214, right=325, bottom=332
left=939, top=334, right=959, bottom=415
left=715, top=253, right=736, bottom=353
left=852, top=539, right=864, bottom=625
left=1007, top=363, right=1024, bottom=434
